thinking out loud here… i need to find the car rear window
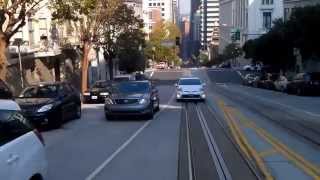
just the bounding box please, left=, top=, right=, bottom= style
left=113, top=82, right=150, bottom=93
left=179, top=79, right=201, bottom=85
left=0, top=110, right=33, bottom=146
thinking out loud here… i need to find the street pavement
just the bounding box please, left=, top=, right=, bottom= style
left=42, top=67, right=320, bottom=180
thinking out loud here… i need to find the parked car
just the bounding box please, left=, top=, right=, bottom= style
left=83, top=80, right=112, bottom=103
left=0, top=99, right=47, bottom=180
left=286, top=72, right=320, bottom=96
left=104, top=81, right=159, bottom=120
left=16, top=82, right=81, bottom=128
left=175, top=77, right=206, bottom=101
left=243, top=64, right=262, bottom=71
left=218, top=62, right=231, bottom=68
left=274, top=75, right=288, bottom=92
left=243, top=74, right=258, bottom=86
left=156, top=62, right=167, bottom=69
left=256, top=73, right=275, bottom=90
left=0, top=79, right=13, bottom=99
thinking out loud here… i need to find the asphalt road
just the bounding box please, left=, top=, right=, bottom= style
left=42, top=67, right=320, bottom=180
left=202, top=68, right=320, bottom=179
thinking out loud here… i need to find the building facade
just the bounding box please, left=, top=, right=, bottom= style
left=124, top=0, right=143, bottom=18
left=219, top=0, right=284, bottom=53
left=284, top=0, right=320, bottom=20
left=200, top=0, right=220, bottom=50
left=142, top=0, right=175, bottom=36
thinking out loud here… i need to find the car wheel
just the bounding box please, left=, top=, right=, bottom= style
left=155, top=100, right=160, bottom=112
left=75, top=104, right=81, bottom=119
left=296, top=88, right=304, bottom=96
left=105, top=113, right=115, bottom=120
left=49, top=111, right=62, bottom=129
left=145, top=105, right=154, bottom=120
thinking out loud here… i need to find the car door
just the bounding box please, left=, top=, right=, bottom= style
left=0, top=111, right=36, bottom=180
left=59, top=84, right=75, bottom=120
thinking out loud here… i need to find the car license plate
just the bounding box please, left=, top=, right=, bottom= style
left=91, top=96, right=98, bottom=100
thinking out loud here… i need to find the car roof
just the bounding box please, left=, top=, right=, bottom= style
left=0, top=100, right=21, bottom=111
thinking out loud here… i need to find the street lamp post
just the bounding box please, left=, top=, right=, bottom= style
left=13, top=38, right=24, bottom=88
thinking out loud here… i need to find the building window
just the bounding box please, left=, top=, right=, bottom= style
left=149, top=25, right=152, bottom=30
left=284, top=8, right=290, bottom=20
left=262, top=12, right=272, bottom=29
left=162, top=13, right=165, bottom=17
left=162, top=8, right=165, bottom=11
left=162, top=2, right=164, bottom=6
left=262, top=0, right=273, bottom=5
left=157, top=3, right=160, bottom=6
left=39, top=18, right=47, bottom=30
left=153, top=3, right=156, bottom=6
left=149, top=3, right=152, bottom=6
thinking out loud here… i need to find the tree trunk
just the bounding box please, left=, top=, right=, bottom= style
left=81, top=42, right=91, bottom=93
left=0, top=32, right=8, bottom=80
left=108, top=57, right=113, bottom=80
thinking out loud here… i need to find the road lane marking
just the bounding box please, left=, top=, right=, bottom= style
left=232, top=108, right=320, bottom=179
left=218, top=101, right=274, bottom=180
left=259, top=149, right=277, bottom=158
left=195, top=105, right=233, bottom=180
left=185, top=105, right=194, bottom=180
left=85, top=92, right=177, bottom=180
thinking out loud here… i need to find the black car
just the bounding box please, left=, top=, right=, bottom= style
left=104, top=81, right=160, bottom=120
left=16, top=82, right=81, bottom=128
left=287, top=72, right=320, bottom=96
left=83, top=80, right=112, bottom=103
left=0, top=79, right=13, bottom=99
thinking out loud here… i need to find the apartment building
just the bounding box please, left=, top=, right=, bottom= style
left=284, top=0, right=320, bottom=20
left=219, top=0, right=283, bottom=53
left=200, top=0, right=220, bottom=50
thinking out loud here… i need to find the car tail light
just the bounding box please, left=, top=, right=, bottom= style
left=34, top=129, right=45, bottom=146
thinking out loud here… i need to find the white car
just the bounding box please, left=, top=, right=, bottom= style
left=0, top=100, right=47, bottom=180
left=176, top=77, right=206, bottom=101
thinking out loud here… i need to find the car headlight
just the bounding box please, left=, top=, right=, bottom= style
left=100, top=92, right=109, bottom=96
left=37, top=104, right=53, bottom=113
left=139, top=98, right=148, bottom=104
left=83, top=92, right=90, bottom=96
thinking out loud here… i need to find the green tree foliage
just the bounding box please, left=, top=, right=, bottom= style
left=144, top=21, right=181, bottom=65
left=223, top=43, right=242, bottom=60
left=51, top=0, right=121, bottom=91
left=100, top=3, right=145, bottom=79
left=243, top=5, right=320, bottom=71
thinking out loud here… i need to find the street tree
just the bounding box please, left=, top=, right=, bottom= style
left=0, top=0, right=45, bottom=80
left=145, top=21, right=181, bottom=65
left=50, top=0, right=120, bottom=92
left=100, top=3, right=144, bottom=79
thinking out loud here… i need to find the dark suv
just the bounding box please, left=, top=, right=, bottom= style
left=287, top=72, right=320, bottom=96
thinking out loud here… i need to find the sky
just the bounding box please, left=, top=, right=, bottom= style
left=179, top=0, right=190, bottom=15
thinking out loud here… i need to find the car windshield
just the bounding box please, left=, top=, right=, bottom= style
left=112, top=82, right=150, bottom=94
left=93, top=81, right=110, bottom=88
left=179, top=79, right=201, bottom=85
left=113, top=77, right=130, bottom=82
left=20, top=85, right=59, bottom=98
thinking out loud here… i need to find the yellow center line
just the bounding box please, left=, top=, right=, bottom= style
left=217, top=101, right=274, bottom=180
left=259, top=149, right=277, bottom=158
left=232, top=108, right=320, bottom=179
